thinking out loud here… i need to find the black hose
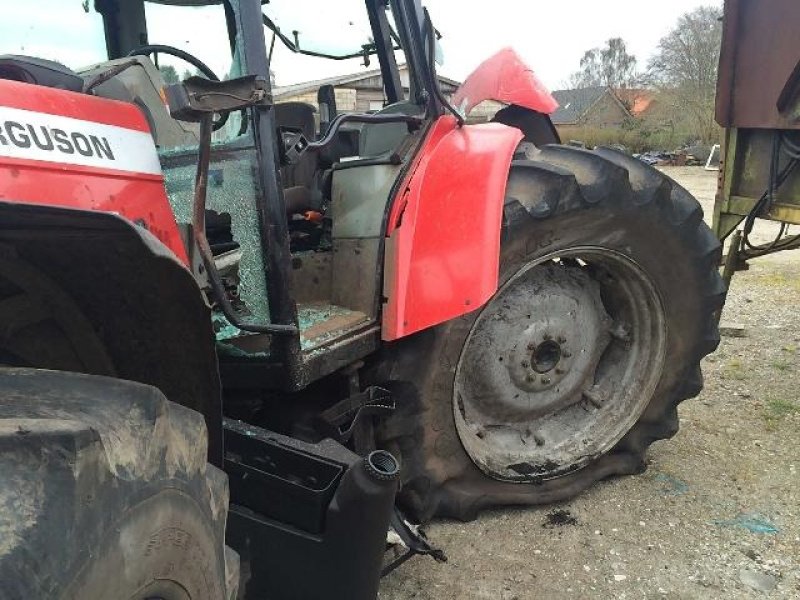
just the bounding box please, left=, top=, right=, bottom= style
left=305, top=112, right=424, bottom=152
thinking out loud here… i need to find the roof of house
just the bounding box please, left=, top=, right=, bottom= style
left=550, top=87, right=611, bottom=125
left=273, top=64, right=461, bottom=100
left=616, top=88, right=656, bottom=117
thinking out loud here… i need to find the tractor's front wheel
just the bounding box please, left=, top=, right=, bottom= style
left=0, top=254, right=238, bottom=598
left=376, top=145, right=726, bottom=521
left=0, top=369, right=239, bottom=600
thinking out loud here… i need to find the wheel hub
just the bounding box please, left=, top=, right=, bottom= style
left=453, top=249, right=667, bottom=482
left=467, top=263, right=612, bottom=421
left=531, top=339, right=561, bottom=374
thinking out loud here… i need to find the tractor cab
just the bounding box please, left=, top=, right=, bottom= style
left=9, top=0, right=441, bottom=388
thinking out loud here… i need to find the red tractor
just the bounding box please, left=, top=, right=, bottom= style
left=0, top=0, right=723, bottom=597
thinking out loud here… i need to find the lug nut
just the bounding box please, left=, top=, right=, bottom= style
left=543, top=333, right=552, bottom=341
left=527, top=343, right=535, bottom=351
left=563, top=350, right=572, bottom=358
left=555, top=367, right=565, bottom=375
left=541, top=377, right=551, bottom=384
left=526, top=374, right=535, bottom=383
left=557, top=336, right=567, bottom=344
left=521, top=361, right=529, bottom=368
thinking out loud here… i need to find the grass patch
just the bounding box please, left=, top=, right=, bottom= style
left=770, top=359, right=792, bottom=371
left=721, top=358, right=748, bottom=380
left=763, top=398, right=800, bottom=431
left=752, top=271, right=800, bottom=293
left=553, top=125, right=707, bottom=154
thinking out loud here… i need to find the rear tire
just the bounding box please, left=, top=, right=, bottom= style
left=0, top=368, right=239, bottom=600
left=376, top=145, right=725, bottom=521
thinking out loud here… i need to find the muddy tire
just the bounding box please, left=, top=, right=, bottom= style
left=0, top=368, right=239, bottom=600
left=0, top=252, right=116, bottom=374
left=376, top=145, right=725, bottom=522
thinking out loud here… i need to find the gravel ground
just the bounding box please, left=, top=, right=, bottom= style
left=380, top=167, right=800, bottom=599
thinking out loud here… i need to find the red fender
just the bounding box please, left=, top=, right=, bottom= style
left=0, top=80, right=188, bottom=264
left=382, top=115, right=523, bottom=340
left=451, top=47, right=558, bottom=116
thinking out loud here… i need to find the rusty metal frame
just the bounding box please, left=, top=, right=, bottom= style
left=714, top=0, right=800, bottom=244
left=713, top=127, right=800, bottom=241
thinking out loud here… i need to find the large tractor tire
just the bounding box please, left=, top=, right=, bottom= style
left=0, top=368, right=239, bottom=600
left=0, top=251, right=116, bottom=375
left=0, top=253, right=237, bottom=597
left=377, top=145, right=726, bottom=522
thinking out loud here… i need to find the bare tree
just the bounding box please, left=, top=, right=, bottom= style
left=647, top=5, right=723, bottom=143
left=569, top=38, right=638, bottom=91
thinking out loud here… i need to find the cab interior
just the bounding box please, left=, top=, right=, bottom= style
left=0, top=0, right=431, bottom=374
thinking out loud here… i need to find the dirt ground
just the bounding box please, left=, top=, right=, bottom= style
left=380, top=167, right=800, bottom=599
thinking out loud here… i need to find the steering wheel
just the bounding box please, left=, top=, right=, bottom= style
left=127, top=44, right=230, bottom=131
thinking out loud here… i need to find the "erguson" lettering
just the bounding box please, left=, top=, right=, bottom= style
left=0, top=120, right=115, bottom=160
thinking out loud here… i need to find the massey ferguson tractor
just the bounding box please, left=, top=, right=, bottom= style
left=0, top=0, right=725, bottom=598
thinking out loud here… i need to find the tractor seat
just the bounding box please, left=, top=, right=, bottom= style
left=275, top=102, right=319, bottom=195
left=359, top=101, right=424, bottom=157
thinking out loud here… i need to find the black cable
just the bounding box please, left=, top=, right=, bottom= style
left=305, top=112, right=423, bottom=152
left=741, top=132, right=799, bottom=256
left=192, top=115, right=297, bottom=335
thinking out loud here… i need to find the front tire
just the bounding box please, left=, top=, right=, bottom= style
left=0, top=368, right=239, bottom=600
left=376, top=145, right=725, bottom=521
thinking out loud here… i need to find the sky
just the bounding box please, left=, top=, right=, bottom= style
left=426, top=0, right=723, bottom=89
left=3, top=0, right=721, bottom=92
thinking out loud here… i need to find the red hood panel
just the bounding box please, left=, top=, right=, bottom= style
left=0, top=80, right=188, bottom=264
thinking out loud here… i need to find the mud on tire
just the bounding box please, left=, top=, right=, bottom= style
left=375, top=144, right=726, bottom=522
left=0, top=368, right=239, bottom=600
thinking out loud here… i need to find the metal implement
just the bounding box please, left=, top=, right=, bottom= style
left=714, top=0, right=800, bottom=262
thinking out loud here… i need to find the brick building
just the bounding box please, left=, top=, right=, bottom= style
left=274, top=65, right=504, bottom=123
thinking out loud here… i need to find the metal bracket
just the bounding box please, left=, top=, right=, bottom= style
left=382, top=506, right=447, bottom=577
left=165, top=74, right=271, bottom=122
left=315, top=386, right=394, bottom=444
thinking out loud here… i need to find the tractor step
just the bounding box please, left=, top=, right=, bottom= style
left=298, top=303, right=371, bottom=351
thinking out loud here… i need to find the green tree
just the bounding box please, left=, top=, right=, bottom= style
left=158, top=65, right=180, bottom=84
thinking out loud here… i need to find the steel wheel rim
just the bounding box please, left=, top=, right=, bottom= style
left=453, top=246, right=667, bottom=482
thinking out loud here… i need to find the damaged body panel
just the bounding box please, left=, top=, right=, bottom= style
left=451, top=47, right=559, bottom=118
left=382, top=115, right=523, bottom=340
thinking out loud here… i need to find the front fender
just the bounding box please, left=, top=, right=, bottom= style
left=451, top=47, right=558, bottom=117
left=382, top=116, right=523, bottom=340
